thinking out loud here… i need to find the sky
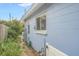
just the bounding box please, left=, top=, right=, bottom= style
left=0, top=3, right=32, bottom=20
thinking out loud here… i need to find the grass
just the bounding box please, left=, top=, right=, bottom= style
left=0, top=38, right=22, bottom=56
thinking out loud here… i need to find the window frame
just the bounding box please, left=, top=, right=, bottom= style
left=35, top=14, right=47, bottom=35
left=27, top=24, right=30, bottom=34
left=36, top=15, right=46, bottom=30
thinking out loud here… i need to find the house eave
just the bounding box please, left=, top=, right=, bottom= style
left=21, top=3, right=44, bottom=22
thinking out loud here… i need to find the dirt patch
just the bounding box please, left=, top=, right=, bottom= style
left=20, top=39, right=39, bottom=56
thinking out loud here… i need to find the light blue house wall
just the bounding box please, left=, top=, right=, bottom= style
left=24, top=3, right=79, bottom=56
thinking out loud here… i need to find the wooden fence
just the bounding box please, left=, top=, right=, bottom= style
left=0, top=24, right=8, bottom=42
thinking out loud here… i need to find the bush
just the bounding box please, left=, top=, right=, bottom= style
left=0, top=38, right=22, bottom=56
left=0, top=19, right=24, bottom=56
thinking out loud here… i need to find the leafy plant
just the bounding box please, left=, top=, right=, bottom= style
left=0, top=19, right=24, bottom=56
left=0, top=38, right=22, bottom=56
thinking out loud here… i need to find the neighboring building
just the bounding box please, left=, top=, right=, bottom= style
left=22, top=3, right=79, bottom=56
left=0, top=24, right=8, bottom=42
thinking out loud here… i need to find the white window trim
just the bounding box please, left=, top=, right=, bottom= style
left=35, top=13, right=47, bottom=35
left=35, top=30, right=47, bottom=35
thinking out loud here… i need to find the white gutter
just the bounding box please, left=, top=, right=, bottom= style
left=21, top=3, right=44, bottom=21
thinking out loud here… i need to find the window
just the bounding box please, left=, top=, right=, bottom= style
left=36, top=15, right=46, bottom=30
left=28, top=24, right=30, bottom=34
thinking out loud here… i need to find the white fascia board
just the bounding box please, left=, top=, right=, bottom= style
left=22, top=3, right=44, bottom=21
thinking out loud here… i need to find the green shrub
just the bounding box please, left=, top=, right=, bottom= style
left=0, top=38, right=22, bottom=56
left=0, top=19, right=24, bottom=56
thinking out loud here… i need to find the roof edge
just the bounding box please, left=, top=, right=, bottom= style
left=21, top=3, right=44, bottom=22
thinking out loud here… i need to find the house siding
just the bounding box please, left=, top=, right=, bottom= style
left=24, top=3, right=79, bottom=56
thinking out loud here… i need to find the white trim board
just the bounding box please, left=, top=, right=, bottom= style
left=46, top=43, right=68, bottom=56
